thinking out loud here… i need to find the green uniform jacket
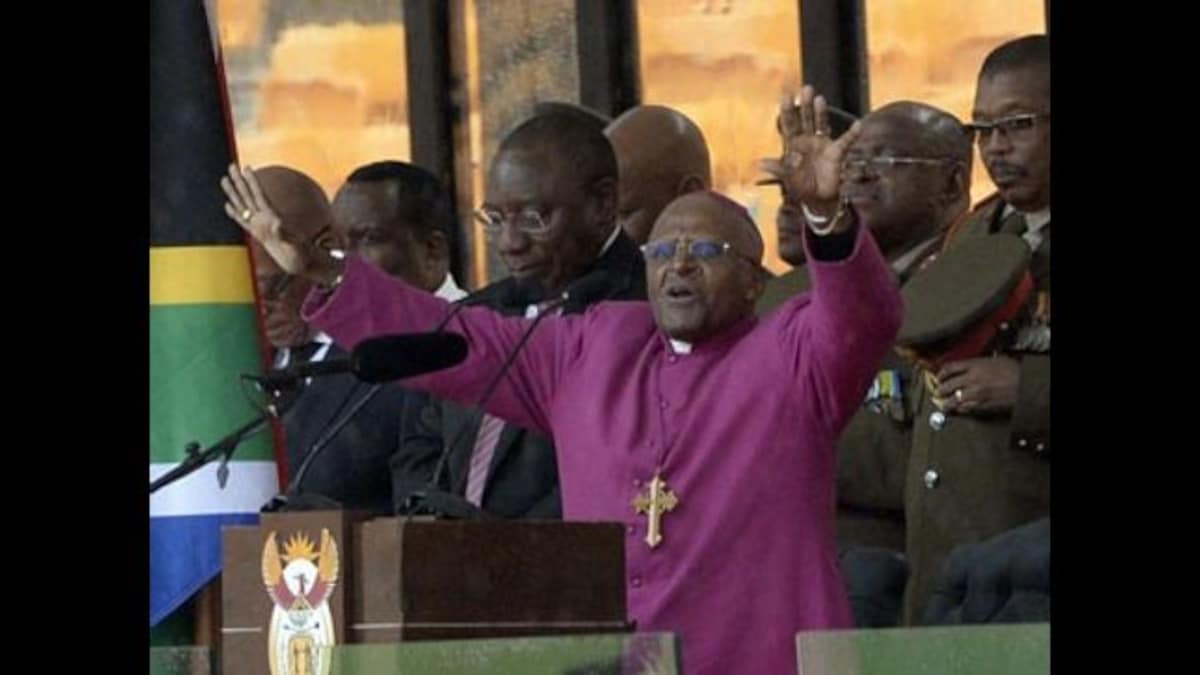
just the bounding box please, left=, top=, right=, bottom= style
left=757, top=237, right=940, bottom=553
left=902, top=195, right=1051, bottom=624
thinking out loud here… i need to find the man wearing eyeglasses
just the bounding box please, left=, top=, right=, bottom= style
left=225, top=83, right=902, bottom=674
left=228, top=163, right=467, bottom=515
left=395, top=110, right=648, bottom=520
left=757, top=100, right=970, bottom=307
left=244, top=167, right=326, bottom=362
left=325, top=162, right=469, bottom=514
left=758, top=99, right=973, bottom=628
left=903, top=34, right=1052, bottom=625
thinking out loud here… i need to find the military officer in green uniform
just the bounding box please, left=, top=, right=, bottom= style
left=760, top=93, right=973, bottom=626
left=901, top=34, right=1051, bottom=625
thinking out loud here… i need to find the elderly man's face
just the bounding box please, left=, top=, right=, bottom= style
left=645, top=195, right=764, bottom=343
left=841, top=115, right=957, bottom=253
left=253, top=248, right=314, bottom=349
left=972, top=70, right=1050, bottom=212
left=483, top=150, right=612, bottom=296
left=248, top=167, right=330, bottom=350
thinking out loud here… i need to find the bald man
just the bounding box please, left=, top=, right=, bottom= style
left=222, top=165, right=413, bottom=515
left=605, top=105, right=712, bottom=244
left=231, top=166, right=334, bottom=357
left=226, top=85, right=902, bottom=673
left=758, top=100, right=972, bottom=313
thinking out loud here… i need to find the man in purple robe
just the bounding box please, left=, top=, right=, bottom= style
left=223, top=87, right=903, bottom=675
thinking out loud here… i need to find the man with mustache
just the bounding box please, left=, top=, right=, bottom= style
left=903, top=34, right=1051, bottom=625
left=758, top=100, right=973, bottom=627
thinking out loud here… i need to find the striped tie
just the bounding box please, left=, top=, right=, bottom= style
left=465, top=413, right=506, bottom=506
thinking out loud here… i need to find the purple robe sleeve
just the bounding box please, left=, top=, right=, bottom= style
left=768, top=223, right=904, bottom=438
left=300, top=255, right=575, bottom=436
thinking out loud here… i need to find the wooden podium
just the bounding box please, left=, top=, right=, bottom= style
left=220, top=511, right=628, bottom=675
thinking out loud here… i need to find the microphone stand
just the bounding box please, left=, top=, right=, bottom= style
left=401, top=298, right=562, bottom=520
left=261, top=383, right=387, bottom=513
left=150, top=386, right=301, bottom=495
left=262, top=298, right=489, bottom=515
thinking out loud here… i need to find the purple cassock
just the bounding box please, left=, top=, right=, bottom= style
left=303, top=224, right=903, bottom=674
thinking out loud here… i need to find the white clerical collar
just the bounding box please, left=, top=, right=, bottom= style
left=668, top=339, right=693, bottom=355
left=434, top=272, right=467, bottom=302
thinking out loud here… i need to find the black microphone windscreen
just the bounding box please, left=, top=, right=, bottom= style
left=351, top=332, right=469, bottom=383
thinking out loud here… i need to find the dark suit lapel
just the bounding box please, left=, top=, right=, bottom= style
left=441, top=401, right=482, bottom=494
left=287, top=343, right=361, bottom=453
left=594, top=231, right=647, bottom=301
left=484, top=422, right=526, bottom=493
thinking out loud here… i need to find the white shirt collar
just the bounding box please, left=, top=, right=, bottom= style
left=1002, top=204, right=1051, bottom=250
left=1025, top=208, right=1051, bottom=233
left=668, top=339, right=693, bottom=355
left=434, top=272, right=467, bottom=302
left=1002, top=204, right=1051, bottom=233
left=276, top=333, right=332, bottom=368
left=599, top=224, right=622, bottom=257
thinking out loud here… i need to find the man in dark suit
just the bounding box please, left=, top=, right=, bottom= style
left=393, top=110, right=647, bottom=518
left=250, top=162, right=465, bottom=514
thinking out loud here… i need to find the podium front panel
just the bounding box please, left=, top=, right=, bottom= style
left=326, top=632, right=679, bottom=675
left=352, top=519, right=628, bottom=642
left=149, top=647, right=213, bottom=675
left=795, top=623, right=1050, bottom=675
left=222, top=511, right=360, bottom=675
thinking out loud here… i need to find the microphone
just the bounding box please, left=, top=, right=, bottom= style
left=355, top=333, right=468, bottom=382
left=255, top=332, right=468, bottom=389
left=263, top=283, right=484, bottom=515
left=429, top=276, right=543, bottom=333
left=405, top=271, right=615, bottom=518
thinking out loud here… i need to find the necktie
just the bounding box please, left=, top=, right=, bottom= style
left=464, top=413, right=506, bottom=506
left=999, top=210, right=1028, bottom=236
